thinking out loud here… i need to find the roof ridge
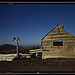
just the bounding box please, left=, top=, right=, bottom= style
left=41, top=24, right=59, bottom=40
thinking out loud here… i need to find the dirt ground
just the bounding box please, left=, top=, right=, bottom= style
left=0, top=58, right=75, bottom=73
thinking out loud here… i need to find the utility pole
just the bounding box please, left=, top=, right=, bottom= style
left=13, top=37, right=19, bottom=58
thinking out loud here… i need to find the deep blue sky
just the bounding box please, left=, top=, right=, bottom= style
left=0, top=4, right=75, bottom=46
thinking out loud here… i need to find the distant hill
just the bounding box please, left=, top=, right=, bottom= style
left=0, top=44, right=41, bottom=54
left=0, top=44, right=16, bottom=50
left=0, top=44, right=23, bottom=54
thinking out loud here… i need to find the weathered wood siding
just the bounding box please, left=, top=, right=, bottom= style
left=41, top=24, right=75, bottom=59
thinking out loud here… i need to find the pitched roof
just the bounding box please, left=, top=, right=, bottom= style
left=41, top=24, right=73, bottom=40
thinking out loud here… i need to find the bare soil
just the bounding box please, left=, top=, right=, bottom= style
left=0, top=58, right=75, bottom=73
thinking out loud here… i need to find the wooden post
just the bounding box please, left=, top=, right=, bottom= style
left=16, top=40, right=19, bottom=58
left=36, top=50, right=38, bottom=58
left=13, top=37, right=19, bottom=58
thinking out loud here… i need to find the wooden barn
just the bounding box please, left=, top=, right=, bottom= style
left=41, top=24, right=75, bottom=59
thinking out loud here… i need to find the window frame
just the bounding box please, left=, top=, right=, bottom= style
left=53, top=40, right=63, bottom=46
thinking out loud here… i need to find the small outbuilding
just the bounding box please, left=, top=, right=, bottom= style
left=41, top=24, right=75, bottom=59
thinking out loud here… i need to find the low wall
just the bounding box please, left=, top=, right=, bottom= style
left=0, top=54, right=17, bottom=61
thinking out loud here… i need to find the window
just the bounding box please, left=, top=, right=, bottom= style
left=53, top=40, right=63, bottom=46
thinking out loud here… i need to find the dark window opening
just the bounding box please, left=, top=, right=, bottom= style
left=53, top=40, right=63, bottom=46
